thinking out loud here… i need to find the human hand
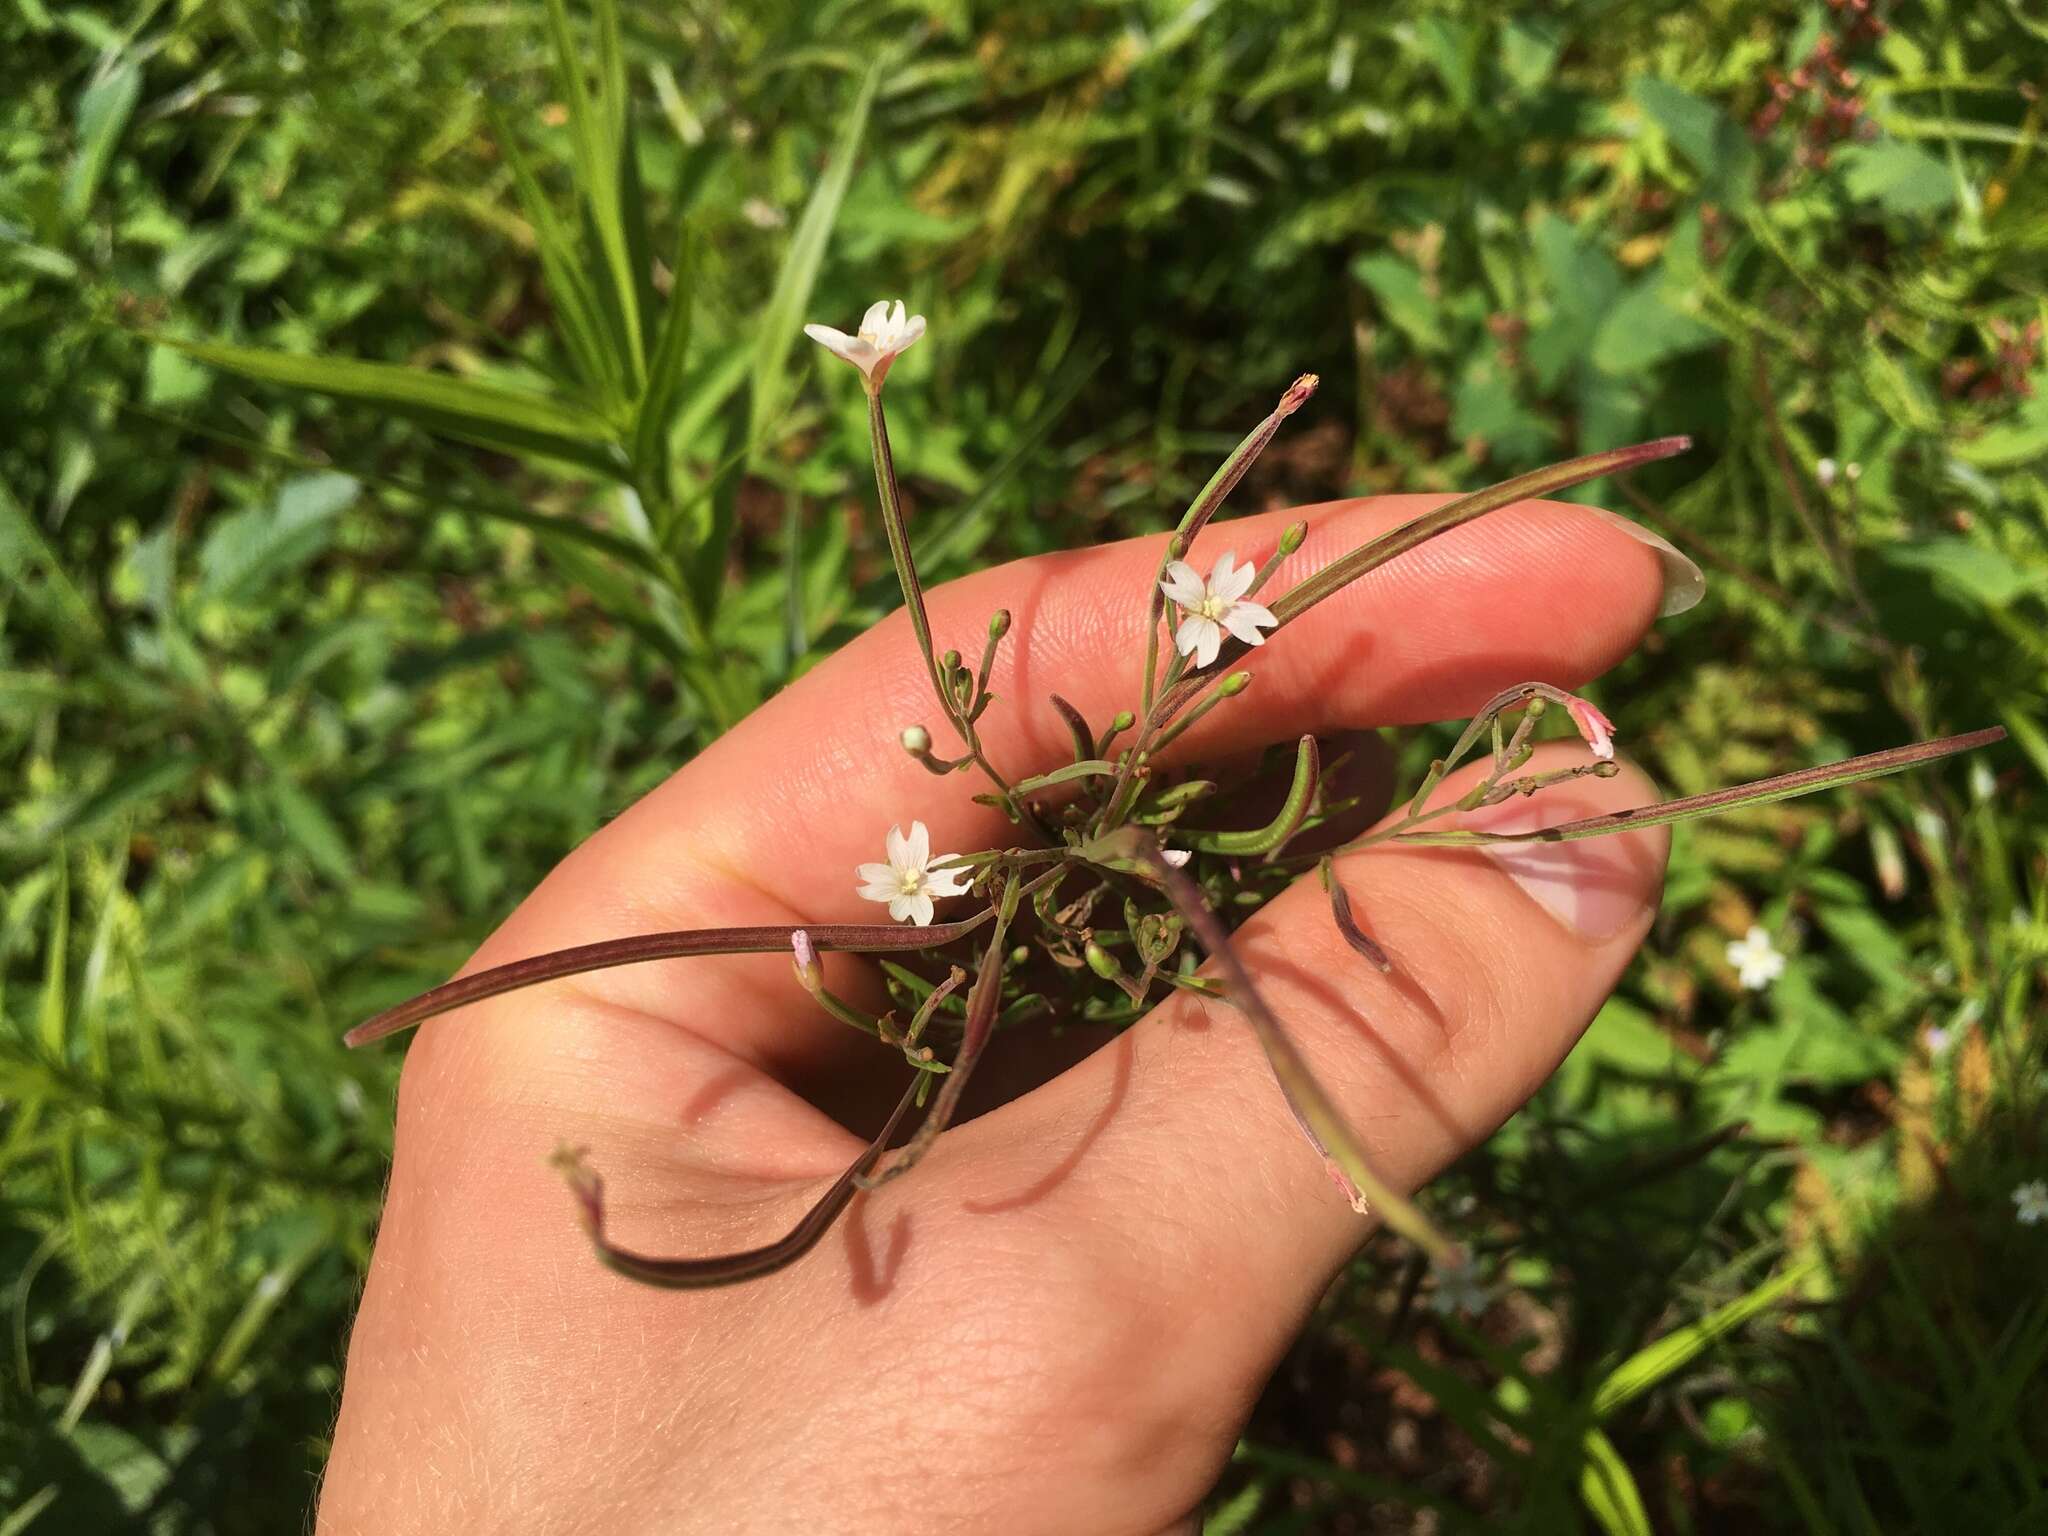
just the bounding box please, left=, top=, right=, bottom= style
left=318, top=493, right=1674, bottom=1535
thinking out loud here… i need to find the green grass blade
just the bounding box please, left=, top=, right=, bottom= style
left=1591, top=1259, right=1816, bottom=1419
left=38, top=852, right=68, bottom=1061
left=748, top=57, right=881, bottom=454
left=491, top=104, right=624, bottom=404
left=159, top=337, right=626, bottom=477
left=545, top=0, right=645, bottom=389
left=632, top=226, right=695, bottom=488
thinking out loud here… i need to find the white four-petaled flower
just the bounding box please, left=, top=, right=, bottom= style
left=1426, top=1255, right=1495, bottom=1318
left=2013, top=1180, right=2048, bottom=1227
left=856, top=820, right=972, bottom=927
left=1726, top=925, right=1787, bottom=991
left=1160, top=551, right=1277, bottom=669
left=803, top=299, right=926, bottom=388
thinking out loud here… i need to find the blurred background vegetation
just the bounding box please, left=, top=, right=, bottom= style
left=4, top=0, right=2045, bottom=1530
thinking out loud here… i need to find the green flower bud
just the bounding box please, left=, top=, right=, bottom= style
left=988, top=609, right=1012, bottom=640
left=1278, top=521, right=1306, bottom=555
left=1218, top=671, right=1253, bottom=697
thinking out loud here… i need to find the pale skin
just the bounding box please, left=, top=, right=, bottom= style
left=319, top=494, right=1672, bottom=1535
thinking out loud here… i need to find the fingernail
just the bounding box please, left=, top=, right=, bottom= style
left=1466, top=797, right=1654, bottom=942
left=1587, top=507, right=1704, bottom=617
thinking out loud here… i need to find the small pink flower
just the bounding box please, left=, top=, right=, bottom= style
left=1564, top=696, right=1616, bottom=761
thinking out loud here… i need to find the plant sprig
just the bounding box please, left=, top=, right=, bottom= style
left=347, top=308, right=2007, bottom=1291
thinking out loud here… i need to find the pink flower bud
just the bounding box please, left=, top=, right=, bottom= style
left=1565, top=696, right=1616, bottom=761
left=790, top=929, right=822, bottom=990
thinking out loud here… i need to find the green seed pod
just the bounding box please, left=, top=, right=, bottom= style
left=1084, top=940, right=1123, bottom=981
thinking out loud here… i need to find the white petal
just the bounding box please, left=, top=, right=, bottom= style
left=859, top=299, right=892, bottom=335
left=1213, top=551, right=1255, bottom=600
left=1161, top=561, right=1204, bottom=606
left=1222, top=601, right=1276, bottom=645
left=1160, top=848, right=1191, bottom=868
left=885, top=823, right=913, bottom=870
left=904, top=819, right=931, bottom=869
left=907, top=893, right=935, bottom=927
left=858, top=881, right=899, bottom=903
left=888, top=299, right=907, bottom=335
left=1173, top=613, right=1210, bottom=658
left=896, top=313, right=926, bottom=351
left=925, top=864, right=973, bottom=896
left=887, top=894, right=915, bottom=923
left=803, top=324, right=857, bottom=361
left=1194, top=618, right=1222, bottom=669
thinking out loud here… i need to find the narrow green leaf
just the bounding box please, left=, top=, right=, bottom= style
left=1591, top=1260, right=1816, bottom=1420
left=159, top=337, right=625, bottom=477
left=545, top=0, right=645, bottom=387
left=750, top=58, right=882, bottom=451
left=1579, top=1427, right=1654, bottom=1536
left=1394, top=730, right=2006, bottom=849
left=1015, top=760, right=1119, bottom=794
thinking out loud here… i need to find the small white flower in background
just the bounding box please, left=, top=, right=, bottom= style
left=1727, top=925, right=1787, bottom=991
left=1160, top=551, right=1277, bottom=669
left=856, top=820, right=972, bottom=927
left=1426, top=1254, right=1495, bottom=1318
left=1160, top=847, right=1192, bottom=868
left=804, top=299, right=925, bottom=389
left=1921, top=1024, right=1953, bottom=1057
left=2013, top=1180, right=2048, bottom=1227
left=1816, top=457, right=1838, bottom=488
left=1563, top=694, right=1616, bottom=762
left=740, top=196, right=786, bottom=230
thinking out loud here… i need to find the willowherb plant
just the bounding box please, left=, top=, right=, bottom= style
left=346, top=302, right=2004, bottom=1287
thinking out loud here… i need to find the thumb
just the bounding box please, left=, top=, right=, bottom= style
left=968, top=741, right=1668, bottom=1375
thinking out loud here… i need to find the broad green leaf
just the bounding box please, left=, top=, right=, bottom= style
left=1591, top=275, right=1719, bottom=377
left=1632, top=78, right=1754, bottom=192
left=1881, top=537, right=2044, bottom=609
left=64, top=57, right=140, bottom=218
left=1837, top=140, right=1956, bottom=216
left=272, top=780, right=356, bottom=884
left=1353, top=252, right=1447, bottom=352
left=161, top=337, right=625, bottom=476
left=196, top=472, right=358, bottom=605
left=750, top=58, right=882, bottom=452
